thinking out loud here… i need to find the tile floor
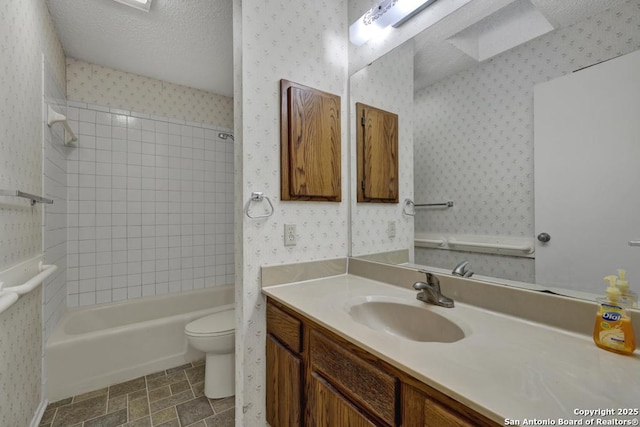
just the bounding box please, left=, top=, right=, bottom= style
left=40, top=360, right=234, bottom=427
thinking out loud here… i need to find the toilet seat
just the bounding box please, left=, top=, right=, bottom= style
left=185, top=309, right=234, bottom=337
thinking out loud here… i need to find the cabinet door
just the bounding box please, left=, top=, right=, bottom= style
left=307, top=372, right=377, bottom=427
left=402, top=383, right=494, bottom=427
left=266, top=334, right=303, bottom=427
left=281, top=79, right=341, bottom=201
left=309, top=329, right=398, bottom=425
left=356, top=102, right=398, bottom=203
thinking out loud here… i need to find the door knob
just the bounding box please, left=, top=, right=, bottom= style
left=537, top=232, right=551, bottom=243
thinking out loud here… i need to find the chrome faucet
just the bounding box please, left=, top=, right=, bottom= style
left=452, top=260, right=473, bottom=278
left=412, top=270, right=454, bottom=308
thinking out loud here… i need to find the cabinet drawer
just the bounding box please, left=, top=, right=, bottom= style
left=267, top=302, right=302, bottom=353
left=310, top=329, right=398, bottom=425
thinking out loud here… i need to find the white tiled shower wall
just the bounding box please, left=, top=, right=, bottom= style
left=65, top=102, right=234, bottom=307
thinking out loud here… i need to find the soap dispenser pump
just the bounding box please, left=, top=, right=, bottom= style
left=593, top=276, right=636, bottom=355
left=617, top=269, right=638, bottom=308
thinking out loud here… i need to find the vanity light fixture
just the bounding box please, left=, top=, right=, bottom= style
left=112, top=0, right=152, bottom=12
left=349, top=0, right=438, bottom=46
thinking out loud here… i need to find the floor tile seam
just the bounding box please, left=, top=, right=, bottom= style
left=184, top=371, right=215, bottom=416
left=210, top=399, right=220, bottom=416
left=182, top=418, right=200, bottom=427
left=47, top=408, right=58, bottom=427
left=184, top=366, right=195, bottom=388
left=174, top=395, right=214, bottom=427
left=204, top=395, right=216, bottom=419
left=170, top=403, right=185, bottom=427
left=70, top=398, right=110, bottom=426
left=124, top=394, right=130, bottom=424
left=185, top=370, right=196, bottom=396
left=148, top=391, right=182, bottom=424
left=148, top=370, right=185, bottom=393
left=144, top=374, right=153, bottom=426
left=214, top=405, right=234, bottom=417
left=73, top=389, right=109, bottom=404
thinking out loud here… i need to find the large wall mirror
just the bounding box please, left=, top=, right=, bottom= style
left=349, top=0, right=640, bottom=303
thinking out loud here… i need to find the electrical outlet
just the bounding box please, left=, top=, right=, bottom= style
left=387, top=221, right=396, bottom=238
left=284, top=224, right=296, bottom=246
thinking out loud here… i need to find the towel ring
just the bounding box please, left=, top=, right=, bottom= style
left=403, top=199, right=415, bottom=216
left=245, top=192, right=274, bottom=219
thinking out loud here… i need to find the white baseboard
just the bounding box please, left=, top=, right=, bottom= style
left=30, top=399, right=48, bottom=427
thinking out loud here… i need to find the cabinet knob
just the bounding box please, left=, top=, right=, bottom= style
left=537, top=233, right=551, bottom=243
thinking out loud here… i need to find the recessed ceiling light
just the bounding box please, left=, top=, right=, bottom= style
left=112, top=0, right=152, bottom=12
left=349, top=0, right=438, bottom=46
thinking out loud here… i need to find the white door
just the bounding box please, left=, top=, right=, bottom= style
left=534, top=49, right=640, bottom=294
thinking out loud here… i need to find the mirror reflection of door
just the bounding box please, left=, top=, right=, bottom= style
left=534, top=50, right=640, bottom=292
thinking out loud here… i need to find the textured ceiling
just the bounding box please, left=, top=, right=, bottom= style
left=411, top=0, right=630, bottom=90
left=47, top=0, right=629, bottom=97
left=47, top=0, right=233, bottom=96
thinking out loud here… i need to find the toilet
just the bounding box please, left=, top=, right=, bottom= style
left=185, top=308, right=235, bottom=398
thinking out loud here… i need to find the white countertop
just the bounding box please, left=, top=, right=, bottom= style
left=263, top=274, right=640, bottom=425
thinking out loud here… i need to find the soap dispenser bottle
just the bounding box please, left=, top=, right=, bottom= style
left=593, top=276, right=636, bottom=355
left=617, top=269, right=638, bottom=308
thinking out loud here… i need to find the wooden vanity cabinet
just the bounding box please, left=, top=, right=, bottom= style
left=265, top=298, right=498, bottom=427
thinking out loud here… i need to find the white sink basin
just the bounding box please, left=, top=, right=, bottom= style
left=346, top=297, right=466, bottom=343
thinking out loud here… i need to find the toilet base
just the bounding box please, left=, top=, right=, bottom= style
left=204, top=352, right=235, bottom=399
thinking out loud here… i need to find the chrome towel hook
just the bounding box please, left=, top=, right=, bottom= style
left=245, top=192, right=274, bottom=219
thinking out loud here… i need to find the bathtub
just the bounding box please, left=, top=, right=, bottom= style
left=46, top=285, right=234, bottom=401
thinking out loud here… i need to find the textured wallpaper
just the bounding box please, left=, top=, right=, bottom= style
left=0, top=0, right=65, bottom=271
left=67, top=58, right=234, bottom=129
left=0, top=290, right=43, bottom=427
left=231, top=1, right=244, bottom=425
left=413, top=0, right=640, bottom=281
left=235, top=0, right=349, bottom=424
left=350, top=41, right=414, bottom=259
left=0, top=1, right=65, bottom=426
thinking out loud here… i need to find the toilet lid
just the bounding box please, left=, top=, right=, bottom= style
left=185, top=309, right=235, bottom=336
